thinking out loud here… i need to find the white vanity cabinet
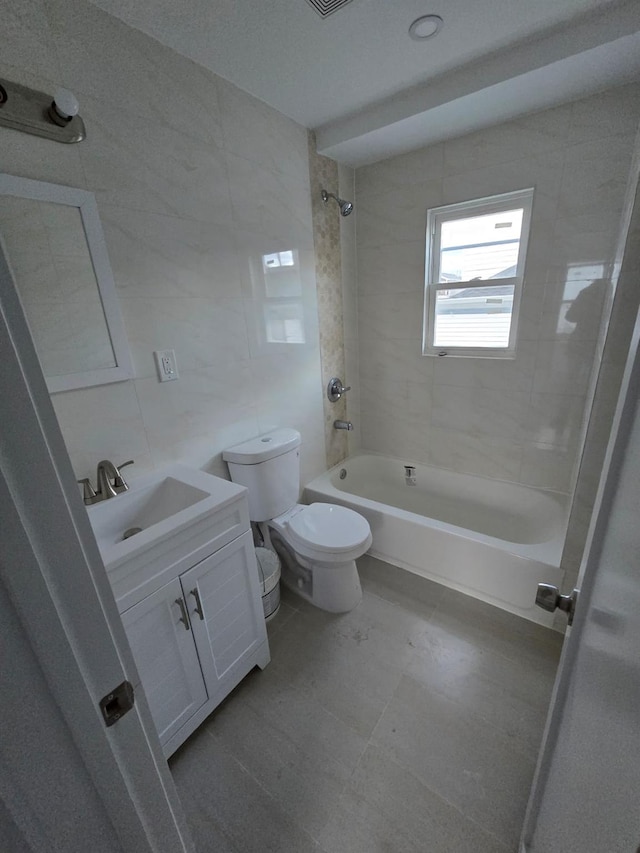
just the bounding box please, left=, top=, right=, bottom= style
left=180, top=533, right=267, bottom=699
left=121, top=577, right=209, bottom=746
left=99, top=471, right=270, bottom=758
left=121, top=531, right=269, bottom=756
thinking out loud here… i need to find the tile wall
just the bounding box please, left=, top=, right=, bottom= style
left=307, top=134, right=349, bottom=468
left=354, top=84, right=640, bottom=494
left=3, top=0, right=327, bottom=487
left=558, top=160, right=640, bottom=609
left=339, top=163, right=360, bottom=457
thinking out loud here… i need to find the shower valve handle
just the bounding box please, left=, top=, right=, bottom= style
left=327, top=377, right=351, bottom=402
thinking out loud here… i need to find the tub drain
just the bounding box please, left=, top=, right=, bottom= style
left=123, top=526, right=143, bottom=540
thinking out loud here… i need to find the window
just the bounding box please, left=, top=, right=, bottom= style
left=423, top=189, right=533, bottom=358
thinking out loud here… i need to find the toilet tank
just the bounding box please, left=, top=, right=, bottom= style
left=222, top=429, right=301, bottom=521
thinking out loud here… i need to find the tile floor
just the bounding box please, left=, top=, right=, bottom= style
left=169, top=555, right=563, bottom=853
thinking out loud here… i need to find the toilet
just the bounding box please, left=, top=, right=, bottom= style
left=223, top=428, right=372, bottom=613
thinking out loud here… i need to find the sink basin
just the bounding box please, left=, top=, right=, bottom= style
left=89, top=476, right=209, bottom=549
left=87, top=464, right=247, bottom=571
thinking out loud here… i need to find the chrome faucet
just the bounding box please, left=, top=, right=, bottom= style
left=77, top=459, right=134, bottom=505
left=334, top=420, right=354, bottom=431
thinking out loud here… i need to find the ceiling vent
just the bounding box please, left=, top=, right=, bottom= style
left=305, top=0, right=354, bottom=18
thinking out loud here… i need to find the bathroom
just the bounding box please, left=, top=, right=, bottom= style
left=2, top=0, right=640, bottom=850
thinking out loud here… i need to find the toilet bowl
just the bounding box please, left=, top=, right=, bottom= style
left=222, top=428, right=372, bottom=613
left=265, top=503, right=372, bottom=612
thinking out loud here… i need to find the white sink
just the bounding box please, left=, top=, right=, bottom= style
left=87, top=464, right=247, bottom=570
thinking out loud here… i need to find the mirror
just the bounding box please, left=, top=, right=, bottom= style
left=0, top=174, right=132, bottom=393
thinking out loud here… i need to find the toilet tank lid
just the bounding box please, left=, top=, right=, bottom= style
left=223, top=428, right=301, bottom=465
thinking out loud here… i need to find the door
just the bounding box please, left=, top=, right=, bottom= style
left=181, top=531, right=266, bottom=697
left=521, top=303, right=640, bottom=848
left=0, top=237, right=192, bottom=849
left=121, top=579, right=208, bottom=745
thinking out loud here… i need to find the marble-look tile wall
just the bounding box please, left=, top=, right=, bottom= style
left=557, top=157, right=640, bottom=612
left=339, top=163, right=360, bottom=456
left=355, top=84, right=640, bottom=493
left=308, top=134, right=349, bottom=468
left=3, top=0, right=326, bottom=487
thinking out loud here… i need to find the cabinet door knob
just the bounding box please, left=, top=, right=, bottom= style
left=175, top=597, right=190, bottom=630
left=190, top=588, right=205, bottom=621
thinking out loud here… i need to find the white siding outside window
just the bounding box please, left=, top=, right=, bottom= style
left=423, top=189, right=534, bottom=358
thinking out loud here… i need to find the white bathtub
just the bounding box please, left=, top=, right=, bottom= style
left=304, top=453, right=569, bottom=627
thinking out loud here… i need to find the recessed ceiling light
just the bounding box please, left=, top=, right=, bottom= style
left=408, top=14, right=443, bottom=41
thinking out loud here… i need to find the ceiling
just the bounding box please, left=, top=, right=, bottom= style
left=92, top=0, right=640, bottom=166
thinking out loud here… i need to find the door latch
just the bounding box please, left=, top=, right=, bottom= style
left=535, top=584, right=579, bottom=626
left=99, top=680, right=135, bottom=727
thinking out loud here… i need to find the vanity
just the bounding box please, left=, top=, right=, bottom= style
left=87, top=465, right=270, bottom=757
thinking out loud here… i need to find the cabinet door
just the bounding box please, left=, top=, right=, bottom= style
left=181, top=531, right=266, bottom=697
left=121, top=577, right=208, bottom=745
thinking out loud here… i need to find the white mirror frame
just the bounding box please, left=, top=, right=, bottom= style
left=0, top=173, right=133, bottom=393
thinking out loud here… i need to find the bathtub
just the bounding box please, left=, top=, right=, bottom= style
left=304, top=453, right=569, bottom=627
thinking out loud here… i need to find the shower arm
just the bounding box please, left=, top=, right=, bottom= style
left=321, top=188, right=353, bottom=216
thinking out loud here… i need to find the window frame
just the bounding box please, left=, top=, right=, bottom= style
left=422, top=188, right=534, bottom=359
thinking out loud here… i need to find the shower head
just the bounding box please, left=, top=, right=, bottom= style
left=339, top=198, right=354, bottom=216
left=321, top=188, right=354, bottom=216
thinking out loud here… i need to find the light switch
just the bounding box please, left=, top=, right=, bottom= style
left=154, top=349, right=179, bottom=382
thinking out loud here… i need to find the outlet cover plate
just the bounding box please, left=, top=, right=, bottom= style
left=154, top=349, right=179, bottom=382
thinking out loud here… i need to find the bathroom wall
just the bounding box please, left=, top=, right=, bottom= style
left=2, top=0, right=327, bottom=486
left=355, top=84, right=640, bottom=493
left=339, top=163, right=360, bottom=457
left=306, top=142, right=358, bottom=469
left=307, top=134, right=349, bottom=468
left=558, top=152, right=640, bottom=608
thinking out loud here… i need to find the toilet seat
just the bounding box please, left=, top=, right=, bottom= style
left=289, top=503, right=371, bottom=553
left=270, top=502, right=371, bottom=562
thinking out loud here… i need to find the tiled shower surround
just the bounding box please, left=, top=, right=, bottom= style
left=354, top=84, right=640, bottom=494
left=4, top=0, right=327, bottom=487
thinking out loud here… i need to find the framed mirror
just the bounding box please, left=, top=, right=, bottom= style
left=0, top=173, right=132, bottom=393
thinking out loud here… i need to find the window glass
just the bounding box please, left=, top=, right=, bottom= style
left=434, top=284, right=515, bottom=348
left=439, top=209, right=524, bottom=283
left=424, top=189, right=533, bottom=358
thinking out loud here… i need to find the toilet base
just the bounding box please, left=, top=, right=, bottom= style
left=267, top=528, right=363, bottom=613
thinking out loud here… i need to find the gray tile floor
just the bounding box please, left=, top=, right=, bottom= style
left=169, top=556, right=563, bottom=853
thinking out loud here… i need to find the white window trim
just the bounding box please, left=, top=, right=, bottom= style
left=422, top=188, right=534, bottom=359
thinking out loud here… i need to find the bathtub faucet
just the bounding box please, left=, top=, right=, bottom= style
left=334, top=420, right=353, bottom=431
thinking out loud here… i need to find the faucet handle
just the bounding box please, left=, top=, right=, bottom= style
left=327, top=377, right=351, bottom=402
left=77, top=477, right=97, bottom=505
left=113, top=459, right=134, bottom=492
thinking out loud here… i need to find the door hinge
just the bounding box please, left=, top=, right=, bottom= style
left=99, top=680, right=135, bottom=727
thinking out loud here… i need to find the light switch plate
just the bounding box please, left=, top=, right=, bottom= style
left=154, top=349, right=179, bottom=382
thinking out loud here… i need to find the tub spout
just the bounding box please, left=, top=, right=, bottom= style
left=334, top=420, right=353, bottom=431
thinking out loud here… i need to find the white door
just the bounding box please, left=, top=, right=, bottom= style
left=181, top=531, right=266, bottom=695
left=121, top=579, right=208, bottom=745
left=0, top=240, right=193, bottom=850
left=521, top=311, right=640, bottom=849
